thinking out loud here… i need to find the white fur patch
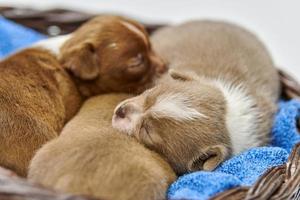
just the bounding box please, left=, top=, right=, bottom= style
left=33, top=34, right=72, bottom=55
left=213, top=79, right=261, bottom=155
left=151, top=94, right=206, bottom=121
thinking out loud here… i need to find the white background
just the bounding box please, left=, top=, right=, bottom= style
left=0, top=0, right=299, bottom=80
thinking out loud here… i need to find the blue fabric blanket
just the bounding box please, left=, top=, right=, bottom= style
left=0, top=17, right=46, bottom=59
left=1, top=17, right=300, bottom=200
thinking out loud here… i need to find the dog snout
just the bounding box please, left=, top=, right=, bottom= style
left=115, top=105, right=127, bottom=119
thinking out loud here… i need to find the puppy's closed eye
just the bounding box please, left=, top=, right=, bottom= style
left=138, top=121, right=163, bottom=147
left=140, top=126, right=150, bottom=141
left=128, top=53, right=144, bottom=67
left=126, top=54, right=147, bottom=73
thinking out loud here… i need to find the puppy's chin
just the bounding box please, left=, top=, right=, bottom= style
left=111, top=115, right=133, bottom=135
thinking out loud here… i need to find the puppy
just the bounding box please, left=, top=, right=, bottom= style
left=0, top=15, right=166, bottom=176
left=28, top=94, right=176, bottom=200
left=0, top=48, right=82, bottom=177
left=57, top=15, right=167, bottom=97
left=112, top=21, right=281, bottom=175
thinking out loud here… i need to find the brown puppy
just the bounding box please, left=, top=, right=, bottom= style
left=1, top=15, right=166, bottom=176
left=58, top=15, right=167, bottom=97
left=112, top=21, right=281, bottom=175
left=0, top=48, right=82, bottom=176
left=28, top=94, right=176, bottom=200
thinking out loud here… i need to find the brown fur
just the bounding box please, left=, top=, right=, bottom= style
left=0, top=15, right=166, bottom=177
left=112, top=21, right=281, bottom=175
left=0, top=48, right=82, bottom=176
left=59, top=15, right=167, bottom=97
left=28, top=94, right=176, bottom=200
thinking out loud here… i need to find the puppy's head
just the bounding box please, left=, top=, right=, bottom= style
left=59, top=16, right=167, bottom=97
left=112, top=70, right=230, bottom=174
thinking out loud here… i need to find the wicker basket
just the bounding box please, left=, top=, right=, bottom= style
left=1, top=7, right=300, bottom=200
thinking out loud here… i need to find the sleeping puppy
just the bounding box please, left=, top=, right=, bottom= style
left=0, top=15, right=166, bottom=176
left=112, top=21, right=281, bottom=175
left=0, top=48, right=82, bottom=177
left=56, top=15, right=167, bottom=97
left=28, top=94, right=176, bottom=200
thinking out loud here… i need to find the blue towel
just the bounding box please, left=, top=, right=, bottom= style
left=168, top=100, right=300, bottom=200
left=0, top=17, right=46, bottom=59
left=271, top=100, right=300, bottom=152
left=1, top=17, right=300, bottom=200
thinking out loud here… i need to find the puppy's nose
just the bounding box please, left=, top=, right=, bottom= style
left=115, top=106, right=126, bottom=119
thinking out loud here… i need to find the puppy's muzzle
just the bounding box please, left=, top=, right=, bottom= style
left=115, top=105, right=127, bottom=119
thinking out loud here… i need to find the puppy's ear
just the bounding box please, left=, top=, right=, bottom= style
left=169, top=69, right=199, bottom=81
left=62, top=43, right=100, bottom=80
left=188, top=145, right=228, bottom=172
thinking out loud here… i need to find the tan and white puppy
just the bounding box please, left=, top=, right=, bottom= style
left=28, top=94, right=176, bottom=200
left=112, top=21, right=281, bottom=175
left=0, top=15, right=166, bottom=176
